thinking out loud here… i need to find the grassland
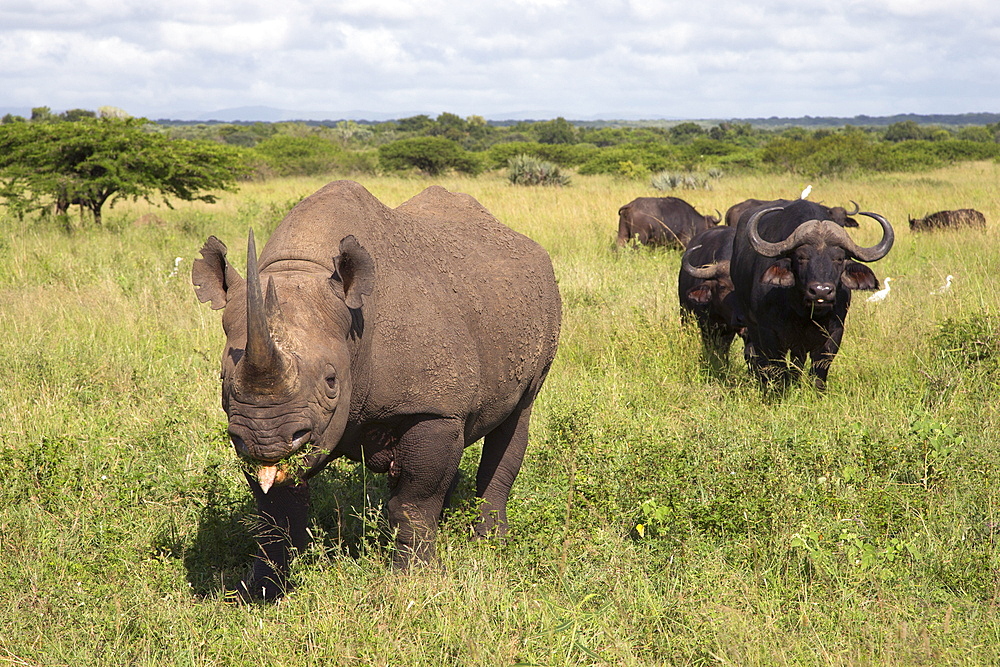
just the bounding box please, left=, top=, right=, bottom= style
left=1, top=163, right=999, bottom=665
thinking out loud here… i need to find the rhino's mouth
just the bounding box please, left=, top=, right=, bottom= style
left=246, top=441, right=330, bottom=493
left=255, top=464, right=291, bottom=493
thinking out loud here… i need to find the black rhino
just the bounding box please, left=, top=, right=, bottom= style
left=192, top=180, right=561, bottom=599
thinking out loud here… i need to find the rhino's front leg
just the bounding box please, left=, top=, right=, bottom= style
left=384, top=418, right=463, bottom=569
left=238, top=473, right=310, bottom=601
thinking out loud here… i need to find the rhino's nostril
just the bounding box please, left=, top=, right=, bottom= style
left=229, top=431, right=247, bottom=454
left=292, top=429, right=311, bottom=448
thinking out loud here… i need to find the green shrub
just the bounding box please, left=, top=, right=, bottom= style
left=577, top=144, right=682, bottom=175
left=378, top=137, right=482, bottom=176
left=484, top=142, right=598, bottom=169
left=932, top=313, right=1000, bottom=368
left=507, top=154, right=570, bottom=186
left=252, top=135, right=362, bottom=177
left=650, top=171, right=714, bottom=191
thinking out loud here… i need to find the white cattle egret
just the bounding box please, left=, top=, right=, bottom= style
left=800, top=184, right=812, bottom=199
left=168, top=256, right=183, bottom=278
left=867, top=277, right=892, bottom=303
left=931, top=274, right=953, bottom=295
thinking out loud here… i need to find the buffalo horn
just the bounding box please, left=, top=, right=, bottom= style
left=845, top=200, right=860, bottom=215
left=747, top=206, right=894, bottom=263
left=746, top=206, right=791, bottom=257
left=682, top=257, right=729, bottom=279
left=839, top=211, right=894, bottom=262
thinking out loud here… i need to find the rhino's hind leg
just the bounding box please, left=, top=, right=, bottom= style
left=386, top=418, right=464, bottom=569
left=475, top=398, right=535, bottom=539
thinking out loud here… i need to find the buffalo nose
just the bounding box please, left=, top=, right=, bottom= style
left=807, top=283, right=835, bottom=301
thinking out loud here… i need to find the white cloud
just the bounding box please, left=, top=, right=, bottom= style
left=1, top=0, right=999, bottom=118
left=159, top=18, right=290, bottom=54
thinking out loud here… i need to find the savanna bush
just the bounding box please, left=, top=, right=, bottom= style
left=484, top=141, right=598, bottom=169
left=577, top=144, right=683, bottom=176
left=506, top=154, right=571, bottom=186
left=378, top=136, right=482, bottom=176
left=650, top=171, right=711, bottom=191
left=932, top=313, right=1000, bottom=368
left=251, top=135, right=376, bottom=177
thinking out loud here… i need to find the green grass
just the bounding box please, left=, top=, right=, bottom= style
left=1, top=165, right=999, bottom=665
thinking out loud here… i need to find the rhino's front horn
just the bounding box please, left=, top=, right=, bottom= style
left=243, top=229, right=289, bottom=380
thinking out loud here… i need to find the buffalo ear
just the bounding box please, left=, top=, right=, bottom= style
left=686, top=284, right=713, bottom=305
left=841, top=261, right=878, bottom=290
left=332, top=235, right=375, bottom=310
left=760, top=259, right=795, bottom=287
left=192, top=236, right=245, bottom=310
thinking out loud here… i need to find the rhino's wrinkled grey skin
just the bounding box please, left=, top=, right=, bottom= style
left=193, top=180, right=561, bottom=600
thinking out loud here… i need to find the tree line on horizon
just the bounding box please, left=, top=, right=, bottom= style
left=2, top=105, right=1000, bottom=225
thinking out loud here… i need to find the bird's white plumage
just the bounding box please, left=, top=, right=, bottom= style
left=931, top=274, right=953, bottom=295
left=800, top=184, right=812, bottom=199
left=867, top=277, right=892, bottom=303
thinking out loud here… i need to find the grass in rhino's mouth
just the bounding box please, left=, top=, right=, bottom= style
left=236, top=443, right=326, bottom=480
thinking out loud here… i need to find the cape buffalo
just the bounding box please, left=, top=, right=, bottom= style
left=909, top=208, right=986, bottom=232
left=730, top=200, right=893, bottom=390
left=192, top=180, right=561, bottom=599
left=725, top=198, right=859, bottom=228
left=678, top=225, right=742, bottom=373
left=616, top=196, right=720, bottom=249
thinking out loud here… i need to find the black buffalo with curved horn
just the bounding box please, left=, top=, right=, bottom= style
left=678, top=225, right=743, bottom=374
left=730, top=199, right=893, bottom=390
left=616, top=196, right=720, bottom=249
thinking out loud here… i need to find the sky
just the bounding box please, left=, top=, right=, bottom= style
left=1, top=0, right=998, bottom=122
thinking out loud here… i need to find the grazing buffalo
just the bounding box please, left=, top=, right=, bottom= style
left=678, top=225, right=742, bottom=373
left=725, top=198, right=859, bottom=228
left=192, top=180, right=561, bottom=599
left=616, top=196, right=720, bottom=249
left=909, top=208, right=986, bottom=232
left=730, top=199, right=893, bottom=390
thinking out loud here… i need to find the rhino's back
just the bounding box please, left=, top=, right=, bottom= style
left=259, top=180, right=561, bottom=432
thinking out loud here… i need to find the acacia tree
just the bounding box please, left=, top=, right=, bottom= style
left=0, top=117, right=248, bottom=224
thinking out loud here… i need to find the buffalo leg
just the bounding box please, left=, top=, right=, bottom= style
left=239, top=474, right=310, bottom=601
left=703, top=327, right=735, bottom=375
left=386, top=418, right=464, bottom=569
left=475, top=398, right=534, bottom=538
left=809, top=326, right=844, bottom=390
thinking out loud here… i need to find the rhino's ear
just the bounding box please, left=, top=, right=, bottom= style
left=332, top=235, right=374, bottom=310
left=192, top=236, right=245, bottom=310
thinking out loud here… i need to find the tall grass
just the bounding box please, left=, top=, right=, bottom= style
left=1, top=164, right=998, bottom=665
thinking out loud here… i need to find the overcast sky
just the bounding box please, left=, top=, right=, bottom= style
left=1, top=0, right=998, bottom=121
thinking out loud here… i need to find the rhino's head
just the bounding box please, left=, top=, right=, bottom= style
left=192, top=231, right=374, bottom=491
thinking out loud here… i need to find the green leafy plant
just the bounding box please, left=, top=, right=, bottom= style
left=507, top=154, right=571, bottom=186
left=378, top=136, right=482, bottom=175
left=650, top=170, right=712, bottom=190
left=0, top=117, right=248, bottom=224
left=909, top=413, right=963, bottom=490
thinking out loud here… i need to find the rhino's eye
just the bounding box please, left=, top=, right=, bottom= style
left=325, top=374, right=338, bottom=395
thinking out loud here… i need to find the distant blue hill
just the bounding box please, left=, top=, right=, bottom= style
left=3, top=105, right=998, bottom=127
